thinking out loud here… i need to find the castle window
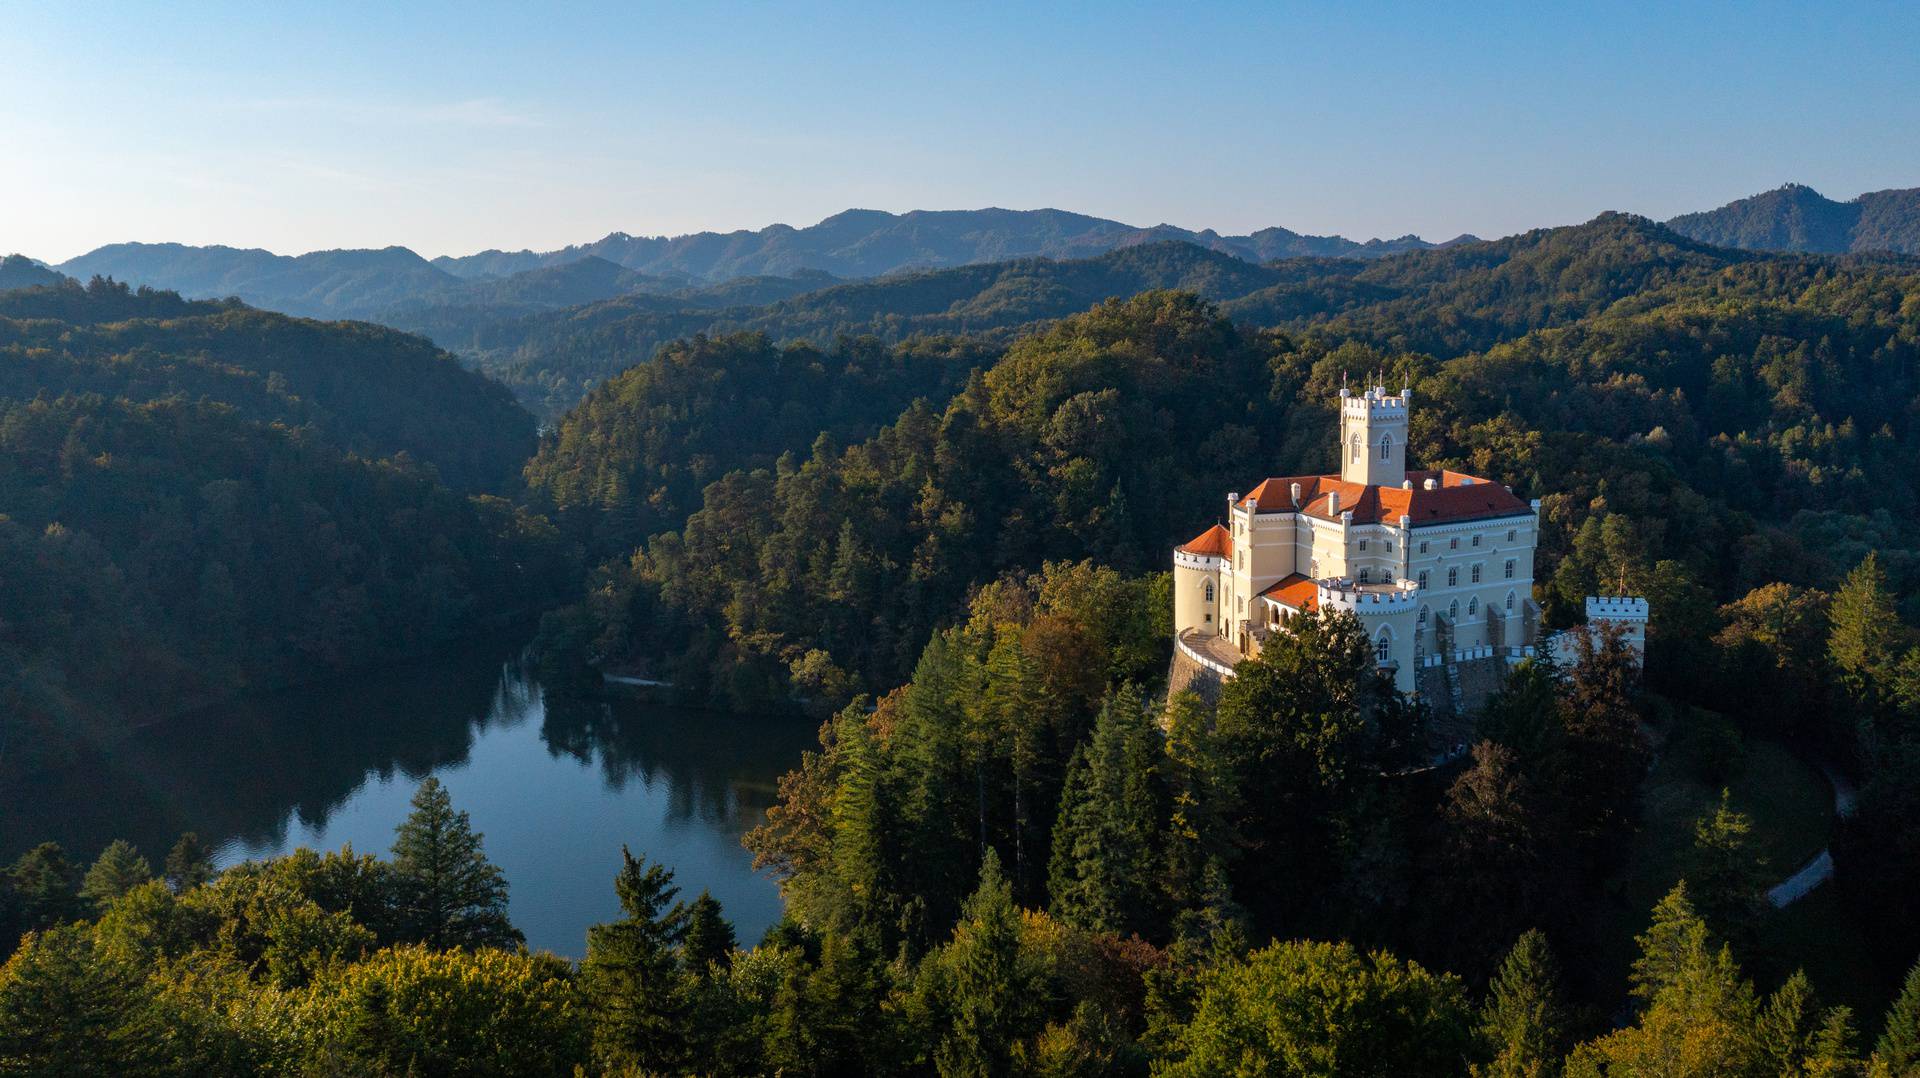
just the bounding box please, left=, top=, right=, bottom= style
left=1472, top=535, right=1481, bottom=547
left=1447, top=567, right=1458, bottom=587
left=1310, top=559, right=1318, bottom=577
left=1507, top=529, right=1516, bottom=542
left=1468, top=597, right=1478, bottom=616
left=1448, top=600, right=1459, bottom=619
left=1471, top=564, right=1482, bottom=584
left=1379, top=434, right=1392, bottom=461
left=1358, top=539, right=1368, bottom=551
left=1505, top=592, right=1515, bottom=611
left=1384, top=540, right=1393, bottom=552
left=1357, top=568, right=1371, bottom=583
left=1419, top=540, right=1429, bottom=554
left=1418, top=606, right=1428, bottom=626
left=1376, top=636, right=1391, bottom=663
left=1504, top=559, right=1516, bottom=579
left=1418, top=570, right=1429, bottom=589
left=1350, top=434, right=1362, bottom=461
left=1449, top=537, right=1459, bottom=550
left=1204, top=582, right=1214, bottom=603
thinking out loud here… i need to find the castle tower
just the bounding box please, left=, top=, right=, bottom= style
left=1338, top=383, right=1410, bottom=487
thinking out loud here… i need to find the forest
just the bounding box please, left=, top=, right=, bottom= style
left=5, top=214, right=1920, bottom=1072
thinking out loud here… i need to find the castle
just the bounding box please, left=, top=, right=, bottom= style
left=1170, top=382, right=1644, bottom=710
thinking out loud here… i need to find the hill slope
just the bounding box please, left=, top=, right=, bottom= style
left=1666, top=183, right=1920, bottom=255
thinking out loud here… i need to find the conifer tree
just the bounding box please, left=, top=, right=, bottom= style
left=1473, top=929, right=1566, bottom=1078
left=972, top=627, right=1049, bottom=897
left=0, top=924, right=165, bottom=1074
left=1687, top=789, right=1767, bottom=944
left=4, top=843, right=82, bottom=934
left=1830, top=551, right=1901, bottom=710
left=1046, top=684, right=1161, bottom=936
left=1754, top=971, right=1819, bottom=1076
left=1631, top=883, right=1709, bottom=1001
left=1161, top=689, right=1231, bottom=913
left=1803, top=1006, right=1861, bottom=1077
left=682, top=890, right=736, bottom=972
left=826, top=707, right=901, bottom=943
left=78, top=841, right=151, bottom=910
left=583, top=846, right=691, bottom=1073
left=935, top=851, right=1041, bottom=1078
left=1877, top=959, right=1920, bottom=1076
left=388, top=777, right=520, bottom=949
left=162, top=832, right=214, bottom=894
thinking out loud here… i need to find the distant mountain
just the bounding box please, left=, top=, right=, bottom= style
left=56, top=242, right=459, bottom=319
left=1665, top=183, right=1920, bottom=255
left=0, top=254, right=64, bottom=291
left=432, top=207, right=1450, bottom=282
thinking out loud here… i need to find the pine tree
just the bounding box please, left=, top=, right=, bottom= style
left=1046, top=684, right=1162, bottom=936
left=388, top=777, right=521, bottom=949
left=1631, top=883, right=1709, bottom=1001
left=162, top=832, right=214, bottom=894
left=4, top=843, right=82, bottom=934
left=1687, top=789, right=1767, bottom=944
left=973, top=627, right=1050, bottom=897
left=1830, top=552, right=1901, bottom=703
left=1803, top=1006, right=1860, bottom=1077
left=1876, top=959, right=1920, bottom=1076
left=583, top=846, right=691, bottom=1073
left=1473, top=929, right=1566, bottom=1078
left=1754, top=971, right=1819, bottom=1076
left=936, top=851, right=1040, bottom=1078
left=682, top=890, right=736, bottom=973
left=78, top=841, right=150, bottom=910
left=0, top=924, right=166, bottom=1074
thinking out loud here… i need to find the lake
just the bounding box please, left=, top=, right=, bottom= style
left=0, top=640, right=818, bottom=957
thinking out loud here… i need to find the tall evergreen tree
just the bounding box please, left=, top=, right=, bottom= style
left=4, top=844, right=82, bottom=936
left=1686, top=789, right=1767, bottom=945
left=1046, top=684, right=1162, bottom=937
left=162, top=832, right=214, bottom=894
left=582, top=847, right=691, bottom=1073
left=1877, top=959, right=1920, bottom=1076
left=1473, top=929, right=1566, bottom=1078
left=77, top=841, right=150, bottom=910
left=0, top=925, right=166, bottom=1074
left=1830, top=552, right=1902, bottom=710
left=935, top=851, right=1041, bottom=1078
left=682, top=890, right=736, bottom=972
left=388, top=777, right=521, bottom=949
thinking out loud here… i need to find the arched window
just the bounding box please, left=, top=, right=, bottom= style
left=1505, top=591, right=1516, bottom=611
left=1468, top=597, right=1478, bottom=616
left=1357, top=567, right=1370, bottom=583
left=1417, top=570, right=1430, bottom=589
left=1504, top=559, right=1516, bottom=579
left=1418, top=606, right=1429, bottom=626
left=1203, top=581, right=1214, bottom=603
left=1447, top=567, right=1458, bottom=587
left=1379, top=433, right=1392, bottom=461
left=1349, top=434, right=1362, bottom=462
left=1376, top=634, right=1391, bottom=663
left=1471, top=564, right=1482, bottom=584
left=1448, top=600, right=1459, bottom=619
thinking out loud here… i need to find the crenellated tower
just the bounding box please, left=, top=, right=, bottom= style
left=1338, top=383, right=1410, bottom=487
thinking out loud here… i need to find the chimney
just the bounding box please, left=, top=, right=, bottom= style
left=1327, top=490, right=1340, bottom=515
left=1423, top=478, right=1437, bottom=491
left=1289, top=482, right=1301, bottom=506
left=1401, top=479, right=1412, bottom=490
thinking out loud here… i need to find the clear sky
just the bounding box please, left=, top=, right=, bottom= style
left=7, top=1, right=1919, bottom=262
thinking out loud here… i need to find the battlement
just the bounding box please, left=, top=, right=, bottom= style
left=1339, top=385, right=1411, bottom=420
left=1586, top=596, right=1650, bottom=621
left=1318, top=578, right=1419, bottom=613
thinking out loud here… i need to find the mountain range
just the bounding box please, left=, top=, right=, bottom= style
left=1664, top=183, right=1920, bottom=254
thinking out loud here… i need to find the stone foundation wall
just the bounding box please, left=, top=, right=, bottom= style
left=1168, top=646, right=1225, bottom=704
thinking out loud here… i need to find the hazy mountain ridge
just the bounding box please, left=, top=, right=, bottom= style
left=56, top=241, right=458, bottom=319
left=0, top=254, right=65, bottom=291
left=1665, top=182, right=1920, bottom=254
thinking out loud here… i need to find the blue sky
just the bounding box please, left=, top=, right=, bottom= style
left=6, top=1, right=1919, bottom=261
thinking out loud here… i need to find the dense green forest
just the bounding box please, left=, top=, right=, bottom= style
left=0, top=278, right=572, bottom=779
left=9, top=213, right=1920, bottom=1072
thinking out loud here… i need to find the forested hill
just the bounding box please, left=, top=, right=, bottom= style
left=1667, top=183, right=1920, bottom=255
left=0, top=278, right=572, bottom=779
left=0, top=255, right=62, bottom=291
left=0, top=277, right=536, bottom=491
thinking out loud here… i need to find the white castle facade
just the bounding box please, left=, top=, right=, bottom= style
left=1173, top=383, right=1584, bottom=699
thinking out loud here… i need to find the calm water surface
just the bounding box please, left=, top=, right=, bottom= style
left=0, top=641, right=816, bottom=956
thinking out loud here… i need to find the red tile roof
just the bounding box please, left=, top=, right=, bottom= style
left=1177, top=523, right=1231, bottom=557
left=1238, top=470, right=1528, bottom=526
left=1258, top=573, right=1319, bottom=612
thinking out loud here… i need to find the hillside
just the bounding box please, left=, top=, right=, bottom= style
left=56, top=241, right=460, bottom=319
left=0, top=278, right=536, bottom=491
left=1666, top=182, right=1920, bottom=255
left=0, top=255, right=62, bottom=290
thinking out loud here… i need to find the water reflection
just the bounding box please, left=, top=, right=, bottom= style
left=0, top=639, right=816, bottom=956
